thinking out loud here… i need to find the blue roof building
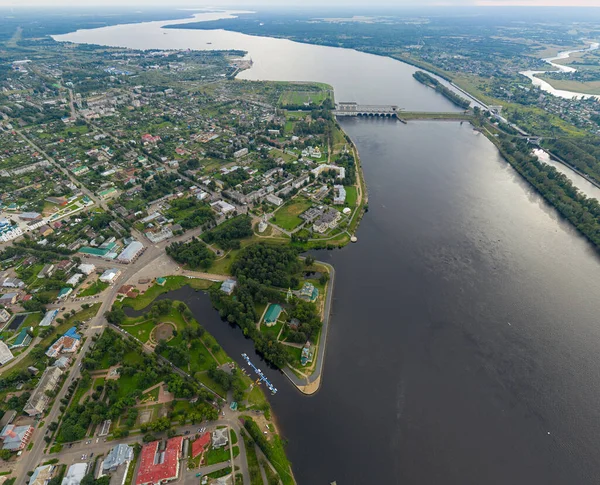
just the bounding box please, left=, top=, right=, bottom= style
left=64, top=327, right=81, bottom=340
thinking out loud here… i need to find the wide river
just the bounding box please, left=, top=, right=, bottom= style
left=58, top=13, right=600, bottom=485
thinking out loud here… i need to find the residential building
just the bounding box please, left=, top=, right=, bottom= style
left=0, top=293, right=18, bottom=305
left=233, top=148, right=248, bottom=159
left=1, top=277, right=24, bottom=288
left=99, top=268, right=121, bottom=284
left=24, top=366, right=63, bottom=416
left=0, top=424, right=34, bottom=451
left=220, top=279, right=237, bottom=296
left=117, top=241, right=144, bottom=264
left=78, top=263, right=96, bottom=275
left=37, top=264, right=55, bottom=279
left=39, top=225, right=54, bottom=237
left=311, top=164, right=346, bottom=180
left=0, top=342, right=14, bottom=365
left=333, top=185, right=346, bottom=205
left=265, top=194, right=283, bottom=207
left=0, top=309, right=10, bottom=324
left=135, top=437, right=183, bottom=485
left=212, top=428, right=229, bottom=448
left=293, top=174, right=310, bottom=189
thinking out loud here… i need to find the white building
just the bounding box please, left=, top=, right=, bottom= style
left=0, top=309, right=10, bottom=323
left=77, top=263, right=96, bottom=275
left=0, top=341, right=14, bottom=365
left=333, top=185, right=346, bottom=205
left=311, top=164, right=346, bottom=180
left=265, top=194, right=283, bottom=207
left=233, top=148, right=248, bottom=159
left=117, top=241, right=144, bottom=264
left=99, top=268, right=121, bottom=284
left=61, top=463, right=87, bottom=485
left=66, top=274, right=83, bottom=287
left=210, top=200, right=236, bottom=215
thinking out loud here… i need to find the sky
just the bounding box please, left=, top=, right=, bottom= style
left=0, top=0, right=599, bottom=6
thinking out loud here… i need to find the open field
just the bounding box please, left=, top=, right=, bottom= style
left=273, top=197, right=312, bottom=231
left=538, top=76, right=600, bottom=95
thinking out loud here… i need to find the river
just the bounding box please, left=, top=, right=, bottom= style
left=520, top=42, right=600, bottom=100
left=58, top=14, right=600, bottom=485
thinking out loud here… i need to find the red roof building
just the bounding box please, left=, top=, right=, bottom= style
left=135, top=437, right=183, bottom=485
left=191, top=432, right=211, bottom=458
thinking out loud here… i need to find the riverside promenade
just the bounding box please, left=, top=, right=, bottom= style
left=282, top=259, right=335, bottom=394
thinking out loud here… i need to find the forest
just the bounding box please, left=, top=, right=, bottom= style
left=166, top=238, right=216, bottom=270
left=202, top=215, right=253, bottom=250
left=542, top=138, right=600, bottom=185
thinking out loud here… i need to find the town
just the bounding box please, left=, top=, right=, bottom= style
left=0, top=36, right=364, bottom=485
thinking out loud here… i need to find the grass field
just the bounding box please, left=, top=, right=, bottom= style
left=204, top=446, right=231, bottom=465
left=78, top=280, right=108, bottom=297
left=538, top=76, right=600, bottom=95
left=344, top=186, right=358, bottom=207
left=121, top=319, right=155, bottom=343
left=272, top=197, right=313, bottom=231
left=279, top=90, right=330, bottom=107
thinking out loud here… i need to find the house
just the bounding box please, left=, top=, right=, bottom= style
left=0, top=424, right=33, bottom=451
left=102, top=443, right=134, bottom=473
left=1, top=277, right=24, bottom=288
left=39, top=309, right=59, bottom=327
left=301, top=342, right=315, bottom=366
left=99, top=268, right=121, bottom=284
left=0, top=411, right=16, bottom=428
left=0, top=293, right=17, bottom=305
left=78, top=263, right=96, bottom=275
left=10, top=327, right=32, bottom=349
left=220, top=279, right=237, bottom=295
left=62, top=463, right=87, bottom=485
left=333, top=185, right=346, bottom=205
left=299, top=282, right=319, bottom=302
left=57, top=287, right=73, bottom=300
left=265, top=194, right=283, bottom=207
left=135, top=437, right=183, bottom=485
left=29, top=465, right=55, bottom=485
left=39, top=225, right=54, bottom=237
left=212, top=428, right=229, bottom=448
left=263, top=304, right=282, bottom=327
left=37, top=264, right=55, bottom=279
left=0, top=309, right=10, bottom=323
left=117, top=240, right=144, bottom=264
left=24, top=366, right=63, bottom=416
left=191, top=432, right=211, bottom=458
left=0, top=342, right=14, bottom=365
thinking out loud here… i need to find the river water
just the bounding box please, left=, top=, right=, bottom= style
left=57, top=14, right=600, bottom=485
left=520, top=42, right=600, bottom=100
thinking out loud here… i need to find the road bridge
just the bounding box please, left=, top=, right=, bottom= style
left=334, top=102, right=400, bottom=118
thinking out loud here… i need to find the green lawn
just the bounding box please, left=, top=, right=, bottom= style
left=78, top=280, right=109, bottom=297
left=121, top=320, right=155, bottom=343
left=279, top=90, right=330, bottom=108
left=260, top=321, right=283, bottom=340
left=344, top=186, right=358, bottom=207
left=204, top=446, right=231, bottom=465
left=272, top=197, right=313, bottom=231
